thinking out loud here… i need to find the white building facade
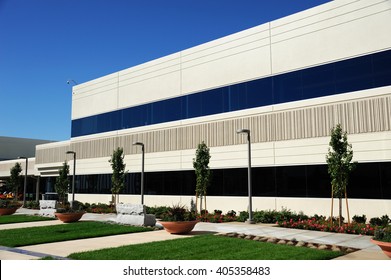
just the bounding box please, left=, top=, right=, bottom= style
left=6, top=0, right=390, bottom=218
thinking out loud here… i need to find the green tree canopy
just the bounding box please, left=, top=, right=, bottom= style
left=326, top=124, right=356, bottom=198
left=193, top=141, right=212, bottom=213
left=326, top=124, right=357, bottom=225
left=109, top=147, right=127, bottom=205
left=7, top=162, right=22, bottom=199
left=55, top=161, right=70, bottom=205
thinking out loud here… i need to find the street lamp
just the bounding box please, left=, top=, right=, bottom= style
left=236, top=129, right=255, bottom=224
left=133, top=142, right=145, bottom=205
left=18, top=157, right=28, bottom=207
left=66, top=151, right=76, bottom=207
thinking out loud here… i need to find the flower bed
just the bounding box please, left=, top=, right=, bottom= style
left=197, top=210, right=237, bottom=223
left=278, top=217, right=378, bottom=236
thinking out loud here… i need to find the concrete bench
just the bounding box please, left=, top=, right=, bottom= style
left=115, top=203, right=156, bottom=227
left=39, top=200, right=57, bottom=218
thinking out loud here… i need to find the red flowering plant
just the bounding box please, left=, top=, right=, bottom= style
left=197, top=209, right=237, bottom=223
left=277, top=216, right=378, bottom=236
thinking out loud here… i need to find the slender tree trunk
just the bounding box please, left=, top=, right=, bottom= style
left=200, top=195, right=203, bottom=215
left=345, top=188, right=350, bottom=225
left=338, top=197, right=342, bottom=227
left=204, top=193, right=207, bottom=218
left=330, top=187, right=334, bottom=225
left=195, top=193, right=198, bottom=215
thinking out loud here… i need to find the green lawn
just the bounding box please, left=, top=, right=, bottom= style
left=0, top=221, right=152, bottom=247
left=69, top=234, right=343, bottom=260
left=0, top=214, right=55, bottom=224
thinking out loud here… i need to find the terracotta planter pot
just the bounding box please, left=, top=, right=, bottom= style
left=55, top=212, right=85, bottom=223
left=0, top=207, right=18, bottom=216
left=160, top=220, right=198, bottom=234
left=371, top=239, right=391, bottom=258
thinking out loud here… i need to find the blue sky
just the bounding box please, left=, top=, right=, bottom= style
left=0, top=0, right=330, bottom=141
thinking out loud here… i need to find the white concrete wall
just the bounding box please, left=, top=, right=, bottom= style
left=70, top=0, right=391, bottom=121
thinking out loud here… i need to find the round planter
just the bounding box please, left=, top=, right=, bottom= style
left=0, top=207, right=18, bottom=216
left=160, top=220, right=198, bottom=234
left=55, top=212, right=85, bottom=223
left=371, top=239, right=391, bottom=258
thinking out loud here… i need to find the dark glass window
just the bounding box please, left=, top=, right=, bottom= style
left=349, top=163, right=381, bottom=199
left=334, top=55, right=373, bottom=93
left=275, top=165, right=306, bottom=197
left=122, top=104, right=150, bottom=129
left=151, top=96, right=182, bottom=124
left=302, top=64, right=335, bottom=99
left=186, top=93, right=202, bottom=118
left=380, top=162, right=391, bottom=199
left=202, top=88, right=225, bottom=115
left=372, top=50, right=391, bottom=87
left=71, top=50, right=391, bottom=138
left=273, top=71, right=303, bottom=104
left=306, top=165, right=330, bottom=198
left=228, top=82, right=247, bottom=111
left=246, top=78, right=273, bottom=108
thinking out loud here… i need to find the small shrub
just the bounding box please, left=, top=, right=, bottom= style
left=25, top=200, right=40, bottom=209
left=352, top=214, right=367, bottom=224
left=226, top=210, right=236, bottom=217
left=146, top=206, right=170, bottom=219
left=237, top=211, right=249, bottom=222
left=374, top=226, right=391, bottom=242
left=370, top=215, right=390, bottom=227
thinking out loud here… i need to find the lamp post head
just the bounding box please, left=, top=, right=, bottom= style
left=133, top=142, right=144, bottom=147
left=236, top=128, right=250, bottom=134
left=66, top=151, right=76, bottom=159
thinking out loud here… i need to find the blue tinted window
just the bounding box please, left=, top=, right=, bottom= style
left=246, top=77, right=273, bottom=108
left=151, top=96, right=182, bottom=123
left=71, top=50, right=391, bottom=137
left=372, top=50, right=391, bottom=87
left=335, top=55, right=373, bottom=93
left=274, top=71, right=302, bottom=104
left=202, top=88, right=225, bottom=115
left=229, top=83, right=247, bottom=111
left=302, top=64, right=335, bottom=99
left=186, top=93, right=202, bottom=118
left=122, top=104, right=150, bottom=129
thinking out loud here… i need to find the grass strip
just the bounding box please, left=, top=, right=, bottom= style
left=0, top=221, right=152, bottom=247
left=69, top=234, right=342, bottom=260
left=0, top=214, right=55, bottom=224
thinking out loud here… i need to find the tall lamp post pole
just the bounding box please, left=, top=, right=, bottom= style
left=66, top=151, right=76, bottom=207
left=133, top=142, right=145, bottom=205
left=236, top=129, right=255, bottom=224
left=18, top=157, right=28, bottom=207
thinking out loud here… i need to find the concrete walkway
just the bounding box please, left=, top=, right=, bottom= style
left=0, top=208, right=389, bottom=260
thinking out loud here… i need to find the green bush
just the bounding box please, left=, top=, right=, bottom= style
left=25, top=200, right=40, bottom=209
left=370, top=215, right=390, bottom=227
left=374, top=226, right=391, bottom=242
left=146, top=206, right=170, bottom=219
left=352, top=214, right=367, bottom=224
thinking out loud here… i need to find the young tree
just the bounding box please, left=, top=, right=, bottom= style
left=326, top=124, right=357, bottom=226
left=193, top=141, right=212, bottom=215
left=109, top=147, right=127, bottom=206
left=8, top=162, right=22, bottom=200
left=55, top=161, right=70, bottom=206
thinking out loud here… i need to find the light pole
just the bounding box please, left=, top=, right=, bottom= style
left=133, top=142, right=145, bottom=205
left=66, top=151, right=76, bottom=207
left=236, top=129, right=255, bottom=224
left=18, top=157, right=28, bottom=207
